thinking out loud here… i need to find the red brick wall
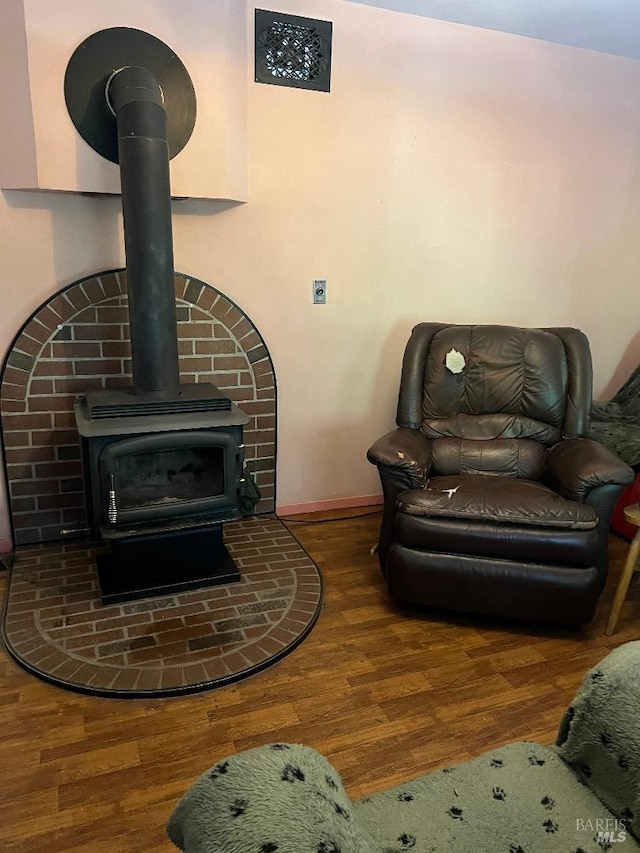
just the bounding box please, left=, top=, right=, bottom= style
left=1, top=270, right=276, bottom=546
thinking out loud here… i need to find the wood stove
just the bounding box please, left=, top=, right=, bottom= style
left=66, top=28, right=251, bottom=603
left=75, top=395, right=248, bottom=604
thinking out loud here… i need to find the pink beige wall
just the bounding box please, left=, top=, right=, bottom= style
left=1, top=0, right=640, bottom=545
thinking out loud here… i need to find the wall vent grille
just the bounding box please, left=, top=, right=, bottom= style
left=255, top=9, right=332, bottom=92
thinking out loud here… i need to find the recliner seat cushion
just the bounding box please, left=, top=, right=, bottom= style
left=397, top=475, right=597, bottom=530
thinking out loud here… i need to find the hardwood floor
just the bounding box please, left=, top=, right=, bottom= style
left=1, top=509, right=638, bottom=852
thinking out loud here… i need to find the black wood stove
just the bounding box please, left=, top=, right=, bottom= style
left=67, top=29, right=249, bottom=603
left=75, top=392, right=248, bottom=605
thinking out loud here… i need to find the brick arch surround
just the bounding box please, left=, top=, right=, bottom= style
left=0, top=270, right=276, bottom=546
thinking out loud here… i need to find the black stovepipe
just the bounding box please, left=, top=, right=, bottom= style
left=107, top=65, right=181, bottom=400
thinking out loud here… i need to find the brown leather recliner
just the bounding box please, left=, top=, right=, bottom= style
left=367, top=323, right=635, bottom=626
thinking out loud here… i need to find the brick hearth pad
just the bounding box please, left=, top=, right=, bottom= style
left=1, top=516, right=322, bottom=697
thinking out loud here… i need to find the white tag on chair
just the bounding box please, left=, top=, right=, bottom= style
left=445, top=348, right=466, bottom=374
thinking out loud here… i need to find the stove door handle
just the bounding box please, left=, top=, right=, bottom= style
left=107, top=473, right=118, bottom=525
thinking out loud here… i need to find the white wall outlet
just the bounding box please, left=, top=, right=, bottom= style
left=313, top=279, right=327, bottom=304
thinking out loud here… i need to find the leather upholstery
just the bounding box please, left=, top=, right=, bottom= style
left=397, top=324, right=592, bottom=437
left=430, top=438, right=547, bottom=478
left=395, top=513, right=598, bottom=565
left=397, top=475, right=598, bottom=529
left=368, top=323, right=634, bottom=626
left=386, top=546, right=601, bottom=625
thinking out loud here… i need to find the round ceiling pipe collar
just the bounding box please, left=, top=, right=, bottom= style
left=64, top=27, right=196, bottom=164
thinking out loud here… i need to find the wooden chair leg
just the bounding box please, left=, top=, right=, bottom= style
left=605, top=528, right=640, bottom=636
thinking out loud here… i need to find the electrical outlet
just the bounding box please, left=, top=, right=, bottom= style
left=313, top=279, right=327, bottom=304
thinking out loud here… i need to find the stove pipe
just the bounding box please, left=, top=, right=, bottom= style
left=106, top=65, right=181, bottom=400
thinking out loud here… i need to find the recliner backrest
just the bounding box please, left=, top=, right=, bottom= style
left=396, top=323, right=593, bottom=478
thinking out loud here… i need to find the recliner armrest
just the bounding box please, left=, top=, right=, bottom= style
left=546, top=438, right=634, bottom=502
left=367, top=427, right=431, bottom=489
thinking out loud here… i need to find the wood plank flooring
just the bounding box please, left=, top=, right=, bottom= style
left=1, top=509, right=638, bottom=852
